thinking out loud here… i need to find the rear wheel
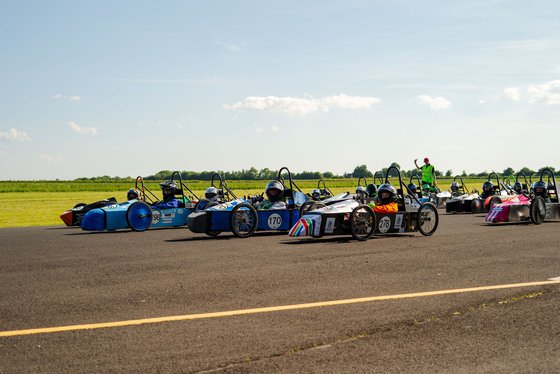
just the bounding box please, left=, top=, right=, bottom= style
left=417, top=202, right=439, bottom=236
left=126, top=201, right=152, bottom=232
left=530, top=197, right=546, bottom=225
left=349, top=205, right=375, bottom=241
left=230, top=203, right=258, bottom=238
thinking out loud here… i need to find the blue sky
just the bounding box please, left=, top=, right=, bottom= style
left=1, top=0, right=559, bottom=180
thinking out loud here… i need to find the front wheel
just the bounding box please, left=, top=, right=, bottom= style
left=470, top=198, right=481, bottom=213
left=230, top=203, right=258, bottom=238
left=299, top=200, right=325, bottom=216
left=530, top=197, right=546, bottom=225
left=417, top=202, right=439, bottom=236
left=349, top=205, right=375, bottom=241
left=126, top=201, right=152, bottom=232
left=488, top=196, right=502, bottom=211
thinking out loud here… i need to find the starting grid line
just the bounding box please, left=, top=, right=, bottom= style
left=2, top=280, right=559, bottom=338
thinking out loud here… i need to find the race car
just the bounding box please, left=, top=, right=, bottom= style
left=60, top=197, right=118, bottom=226
left=446, top=173, right=512, bottom=214
left=485, top=168, right=559, bottom=224
left=186, top=167, right=308, bottom=238
left=289, top=166, right=438, bottom=241
left=80, top=172, right=200, bottom=232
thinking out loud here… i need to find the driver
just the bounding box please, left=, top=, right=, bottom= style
left=126, top=188, right=141, bottom=201
left=311, top=189, right=321, bottom=200
left=369, top=184, right=398, bottom=213
left=151, top=180, right=179, bottom=209
left=204, top=186, right=221, bottom=202
left=533, top=181, right=551, bottom=202
left=450, top=181, right=460, bottom=194
left=480, top=181, right=496, bottom=199
left=257, top=181, right=287, bottom=210
left=356, top=186, right=367, bottom=201
left=512, top=182, right=523, bottom=195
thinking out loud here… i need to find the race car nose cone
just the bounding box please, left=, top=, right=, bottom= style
left=186, top=211, right=208, bottom=233
left=60, top=211, right=73, bottom=226
left=81, top=209, right=105, bottom=231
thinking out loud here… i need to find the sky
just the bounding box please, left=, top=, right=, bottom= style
left=1, top=0, right=559, bottom=180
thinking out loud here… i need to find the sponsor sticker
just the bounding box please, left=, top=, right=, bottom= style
left=325, top=217, right=336, bottom=233
left=162, top=219, right=173, bottom=224
left=177, top=209, right=184, bottom=214
left=395, top=214, right=403, bottom=228
left=267, top=213, right=282, bottom=229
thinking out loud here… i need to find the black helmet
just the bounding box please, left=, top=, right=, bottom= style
left=482, top=181, right=494, bottom=194
left=127, top=188, right=141, bottom=201
left=450, top=181, right=460, bottom=192
left=534, top=180, right=547, bottom=197
left=513, top=182, right=523, bottom=194
left=366, top=184, right=377, bottom=197
left=265, top=180, right=284, bottom=203
left=407, top=183, right=417, bottom=194
left=159, top=180, right=178, bottom=198
left=205, top=186, right=218, bottom=200
left=377, top=184, right=397, bottom=204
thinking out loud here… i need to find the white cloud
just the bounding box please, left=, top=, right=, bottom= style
left=214, top=39, right=240, bottom=52
left=527, top=80, right=560, bottom=105
left=68, top=121, right=97, bottom=136
left=0, top=128, right=30, bottom=141
left=417, top=95, right=452, bottom=110
left=53, top=94, right=62, bottom=99
left=38, top=154, right=64, bottom=162
left=224, top=94, right=380, bottom=116
left=504, top=87, right=521, bottom=102
left=271, top=126, right=279, bottom=132
left=255, top=127, right=263, bottom=133
left=68, top=96, right=81, bottom=101
left=478, top=99, right=487, bottom=104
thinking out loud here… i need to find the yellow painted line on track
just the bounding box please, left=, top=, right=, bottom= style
left=2, top=280, right=559, bottom=338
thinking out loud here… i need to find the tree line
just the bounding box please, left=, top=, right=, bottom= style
left=75, top=164, right=558, bottom=181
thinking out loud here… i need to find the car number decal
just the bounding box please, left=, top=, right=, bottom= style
left=267, top=213, right=282, bottom=229
left=378, top=216, right=391, bottom=233
left=151, top=210, right=161, bottom=224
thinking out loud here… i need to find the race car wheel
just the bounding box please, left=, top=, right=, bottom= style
left=417, top=202, right=439, bottom=236
left=530, top=197, right=546, bottom=225
left=299, top=200, right=326, bottom=217
left=194, top=199, right=212, bottom=211
left=230, top=203, right=258, bottom=238
left=488, top=196, right=502, bottom=210
left=126, top=201, right=152, bottom=232
left=349, top=204, right=375, bottom=241
left=73, top=203, right=87, bottom=209
left=429, top=193, right=439, bottom=208
left=470, top=199, right=481, bottom=213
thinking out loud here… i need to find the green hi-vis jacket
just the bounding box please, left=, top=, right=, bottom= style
left=421, top=164, right=435, bottom=184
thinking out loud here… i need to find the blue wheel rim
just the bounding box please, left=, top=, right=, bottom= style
left=127, top=202, right=152, bottom=231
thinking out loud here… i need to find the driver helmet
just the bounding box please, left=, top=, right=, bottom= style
left=533, top=180, right=547, bottom=197
left=482, top=181, right=494, bottom=195
left=356, top=186, right=367, bottom=200
left=377, top=184, right=398, bottom=204
left=311, top=189, right=321, bottom=200
left=450, top=181, right=460, bottom=192
left=366, top=184, right=377, bottom=197
left=265, top=180, right=284, bottom=203
left=127, top=188, right=141, bottom=201
left=513, top=182, right=523, bottom=194
left=159, top=180, right=178, bottom=199
left=205, top=186, right=219, bottom=201
left=407, top=183, right=417, bottom=194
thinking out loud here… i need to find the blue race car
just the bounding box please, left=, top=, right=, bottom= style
left=80, top=172, right=200, bottom=232
left=186, top=167, right=308, bottom=238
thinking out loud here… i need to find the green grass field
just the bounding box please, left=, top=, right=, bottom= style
left=0, top=177, right=488, bottom=228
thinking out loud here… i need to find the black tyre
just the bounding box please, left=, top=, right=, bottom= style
left=349, top=205, right=375, bottom=241
left=417, top=202, right=439, bottom=236
left=299, top=200, right=325, bottom=217
left=194, top=199, right=212, bottom=211
left=488, top=196, right=502, bottom=211
left=429, top=193, right=439, bottom=208
left=230, top=203, right=258, bottom=238
left=470, top=199, right=481, bottom=213
left=530, top=197, right=546, bottom=225
left=126, top=201, right=152, bottom=232
left=73, top=203, right=87, bottom=209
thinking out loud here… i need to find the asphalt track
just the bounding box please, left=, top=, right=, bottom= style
left=0, top=213, right=559, bottom=373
